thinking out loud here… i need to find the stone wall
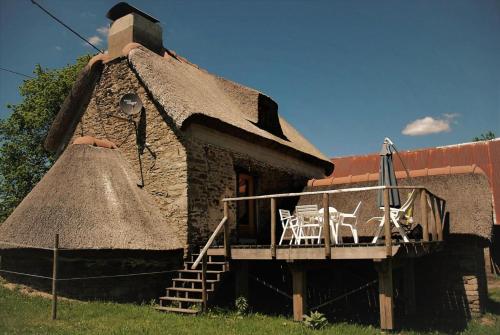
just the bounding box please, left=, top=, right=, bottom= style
left=415, top=236, right=488, bottom=320
left=67, top=58, right=189, bottom=249
left=185, top=136, right=310, bottom=246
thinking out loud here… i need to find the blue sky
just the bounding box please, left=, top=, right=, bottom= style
left=1, top=0, right=499, bottom=157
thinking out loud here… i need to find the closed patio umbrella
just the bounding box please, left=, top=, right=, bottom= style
left=377, top=138, right=401, bottom=208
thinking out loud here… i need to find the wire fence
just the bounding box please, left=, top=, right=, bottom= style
left=0, top=269, right=178, bottom=281
left=0, top=235, right=180, bottom=320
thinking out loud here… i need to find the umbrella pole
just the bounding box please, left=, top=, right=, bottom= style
left=383, top=188, right=392, bottom=257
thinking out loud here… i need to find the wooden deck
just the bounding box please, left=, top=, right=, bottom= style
left=208, top=240, right=443, bottom=260
left=192, top=185, right=447, bottom=331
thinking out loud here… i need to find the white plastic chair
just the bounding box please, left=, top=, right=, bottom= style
left=338, top=201, right=362, bottom=243
left=368, top=190, right=418, bottom=243
left=295, top=205, right=322, bottom=245
left=318, top=207, right=339, bottom=244
left=278, top=209, right=300, bottom=245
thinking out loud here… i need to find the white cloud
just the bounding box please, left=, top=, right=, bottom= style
left=96, top=26, right=109, bottom=36
left=85, top=35, right=103, bottom=47
left=84, top=26, right=108, bottom=48
left=55, top=46, right=62, bottom=51
left=402, top=114, right=459, bottom=136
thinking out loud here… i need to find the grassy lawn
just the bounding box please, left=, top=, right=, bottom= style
left=1, top=278, right=499, bottom=335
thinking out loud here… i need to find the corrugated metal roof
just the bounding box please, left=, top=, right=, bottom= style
left=324, top=138, right=500, bottom=224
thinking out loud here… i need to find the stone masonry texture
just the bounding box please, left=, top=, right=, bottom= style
left=65, top=58, right=316, bottom=251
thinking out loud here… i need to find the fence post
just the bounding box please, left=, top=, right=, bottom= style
left=383, top=188, right=392, bottom=257
left=420, top=190, right=429, bottom=242
left=271, top=198, right=277, bottom=258
left=201, top=253, right=207, bottom=312
left=51, top=234, right=59, bottom=320
left=323, top=193, right=331, bottom=258
left=223, top=201, right=231, bottom=259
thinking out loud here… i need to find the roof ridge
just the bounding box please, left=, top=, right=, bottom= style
left=308, top=164, right=486, bottom=187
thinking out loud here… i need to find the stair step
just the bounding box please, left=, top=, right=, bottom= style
left=173, top=278, right=218, bottom=283
left=160, top=296, right=203, bottom=303
left=167, top=287, right=213, bottom=293
left=178, top=269, right=223, bottom=274
left=155, top=306, right=199, bottom=314
left=186, top=261, right=226, bottom=265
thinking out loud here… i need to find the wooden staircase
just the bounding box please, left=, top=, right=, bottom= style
left=155, top=253, right=229, bottom=314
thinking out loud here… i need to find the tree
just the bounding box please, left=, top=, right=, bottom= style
left=0, top=55, right=91, bottom=222
left=472, top=131, right=496, bottom=142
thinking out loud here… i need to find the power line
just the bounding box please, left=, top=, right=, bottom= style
left=30, top=0, right=104, bottom=54
left=0, top=67, right=34, bottom=79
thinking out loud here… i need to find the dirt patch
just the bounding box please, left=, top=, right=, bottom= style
left=479, top=315, right=495, bottom=326
left=488, top=274, right=500, bottom=290
left=1, top=280, right=75, bottom=302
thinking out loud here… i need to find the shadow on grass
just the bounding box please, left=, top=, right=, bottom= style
left=485, top=295, right=500, bottom=316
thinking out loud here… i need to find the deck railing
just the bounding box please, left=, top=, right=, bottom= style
left=192, top=185, right=445, bottom=269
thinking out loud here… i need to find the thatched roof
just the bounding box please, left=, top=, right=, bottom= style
left=299, top=167, right=494, bottom=241
left=0, top=144, right=183, bottom=250
left=45, top=45, right=333, bottom=174
left=45, top=54, right=106, bottom=153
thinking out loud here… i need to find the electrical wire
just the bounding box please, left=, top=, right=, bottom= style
left=0, top=67, right=34, bottom=79
left=30, top=0, right=104, bottom=54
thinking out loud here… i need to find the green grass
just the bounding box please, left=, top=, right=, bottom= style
left=1, top=280, right=499, bottom=335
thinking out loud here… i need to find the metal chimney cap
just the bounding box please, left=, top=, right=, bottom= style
left=106, top=2, right=159, bottom=23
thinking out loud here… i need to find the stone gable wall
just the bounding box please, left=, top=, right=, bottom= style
left=68, top=59, right=189, bottom=249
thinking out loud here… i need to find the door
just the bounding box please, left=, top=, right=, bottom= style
left=236, top=173, right=256, bottom=239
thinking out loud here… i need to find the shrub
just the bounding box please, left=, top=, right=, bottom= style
left=235, top=296, right=249, bottom=315
left=303, top=311, right=328, bottom=330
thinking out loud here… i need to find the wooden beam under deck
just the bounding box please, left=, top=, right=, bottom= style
left=207, top=241, right=443, bottom=260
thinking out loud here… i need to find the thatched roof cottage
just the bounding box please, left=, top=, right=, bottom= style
left=0, top=3, right=332, bottom=300
left=42, top=5, right=333, bottom=249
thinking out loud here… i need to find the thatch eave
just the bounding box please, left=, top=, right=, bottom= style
left=0, top=144, right=184, bottom=251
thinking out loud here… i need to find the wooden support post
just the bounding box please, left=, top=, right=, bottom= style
left=420, top=190, right=429, bottom=242
left=403, top=259, right=416, bottom=315
left=383, top=188, right=392, bottom=257
left=428, top=194, right=437, bottom=241
left=271, top=198, right=277, bottom=258
left=431, top=195, right=443, bottom=241
left=290, top=264, right=307, bottom=321
left=223, top=202, right=231, bottom=259
left=201, top=252, right=208, bottom=312
left=323, top=193, right=331, bottom=258
left=235, top=261, right=249, bottom=300
left=375, top=259, right=394, bottom=331
left=51, top=234, right=59, bottom=320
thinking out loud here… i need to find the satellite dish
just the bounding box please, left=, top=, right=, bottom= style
left=119, top=93, right=143, bottom=116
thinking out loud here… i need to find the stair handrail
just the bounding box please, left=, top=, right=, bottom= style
left=191, top=216, right=228, bottom=270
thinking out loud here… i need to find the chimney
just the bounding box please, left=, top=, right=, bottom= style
left=106, top=2, right=163, bottom=60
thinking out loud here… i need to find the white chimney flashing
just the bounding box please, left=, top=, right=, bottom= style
left=107, top=13, right=163, bottom=60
